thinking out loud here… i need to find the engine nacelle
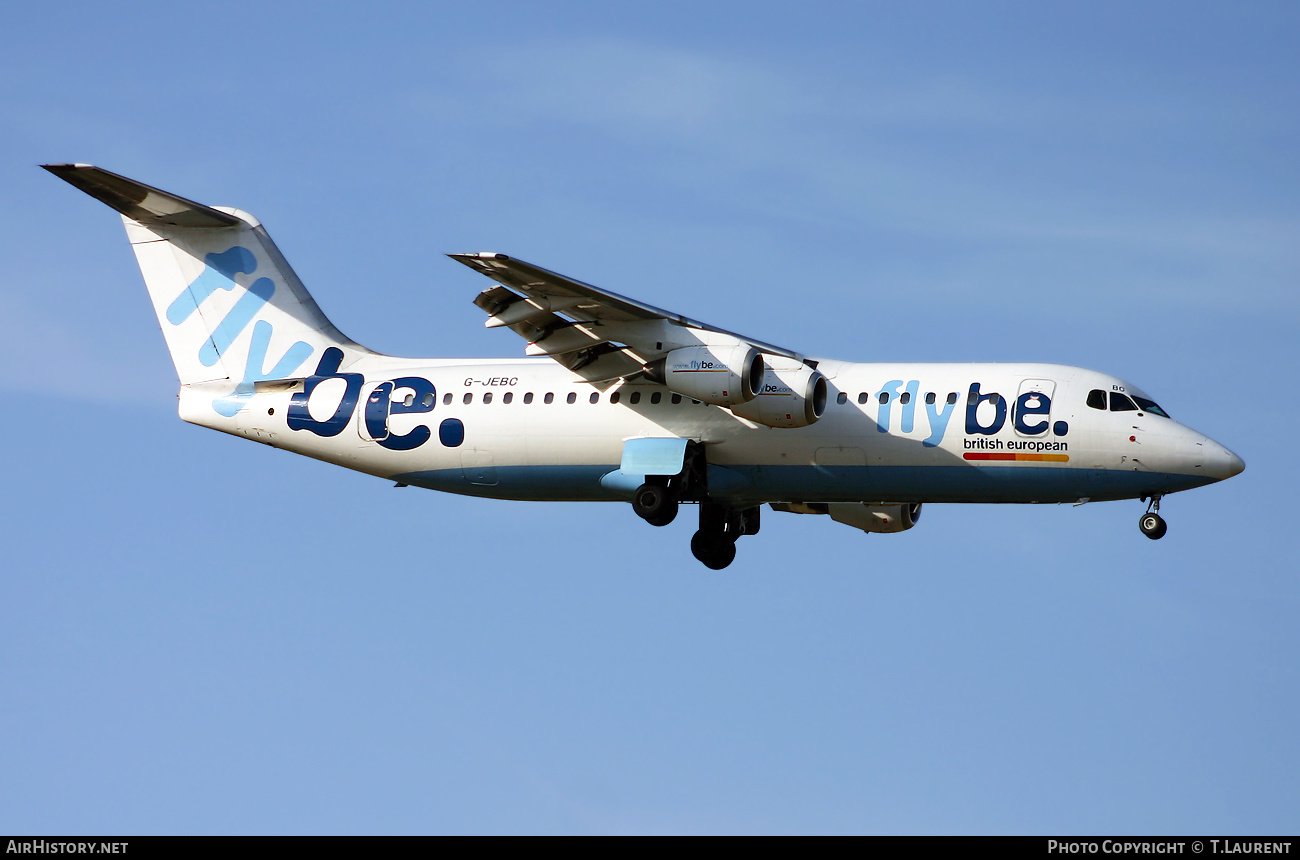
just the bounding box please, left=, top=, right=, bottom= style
left=650, top=344, right=764, bottom=408
left=772, top=502, right=923, bottom=533
left=829, top=502, right=922, bottom=533
left=729, top=359, right=828, bottom=428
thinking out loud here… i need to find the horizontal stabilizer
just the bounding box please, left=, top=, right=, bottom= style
left=42, top=164, right=242, bottom=228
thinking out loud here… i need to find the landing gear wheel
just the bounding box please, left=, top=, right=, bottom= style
left=691, top=530, right=737, bottom=569
left=633, top=483, right=678, bottom=527
left=1139, top=512, right=1167, bottom=540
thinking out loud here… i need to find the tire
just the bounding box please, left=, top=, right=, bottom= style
left=1139, top=512, right=1168, bottom=540
left=691, top=530, right=737, bottom=569
left=633, top=483, right=678, bottom=526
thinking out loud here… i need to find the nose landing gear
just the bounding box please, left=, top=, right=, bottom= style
left=1139, top=496, right=1167, bottom=540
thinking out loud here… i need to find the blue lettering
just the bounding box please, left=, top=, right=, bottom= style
left=166, top=246, right=257, bottom=325
left=1014, top=391, right=1051, bottom=436
left=439, top=418, right=465, bottom=448
left=287, top=348, right=363, bottom=437
left=965, top=383, right=1006, bottom=435
left=364, top=381, right=394, bottom=441
left=923, top=395, right=956, bottom=448
left=365, top=376, right=436, bottom=450
left=876, top=380, right=903, bottom=433
left=212, top=320, right=313, bottom=417
left=199, top=277, right=275, bottom=367
left=900, top=380, right=920, bottom=433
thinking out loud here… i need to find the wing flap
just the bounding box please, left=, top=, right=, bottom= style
left=452, top=252, right=806, bottom=381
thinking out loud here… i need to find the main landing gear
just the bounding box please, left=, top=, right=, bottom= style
left=690, top=503, right=760, bottom=570
left=631, top=442, right=704, bottom=528
left=627, top=442, right=759, bottom=568
left=1139, top=495, right=1168, bottom=540
left=632, top=482, right=678, bottom=527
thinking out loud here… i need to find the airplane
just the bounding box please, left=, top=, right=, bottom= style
left=45, top=164, right=1245, bottom=569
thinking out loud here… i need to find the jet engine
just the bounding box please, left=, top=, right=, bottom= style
left=730, top=358, right=828, bottom=428
left=830, top=502, right=922, bottom=533
left=772, top=502, right=923, bottom=533
left=646, top=344, right=764, bottom=408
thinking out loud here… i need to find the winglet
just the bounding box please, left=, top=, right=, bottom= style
left=42, top=164, right=242, bottom=228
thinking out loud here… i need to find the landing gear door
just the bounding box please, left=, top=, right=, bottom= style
left=1015, top=379, right=1056, bottom=438
left=620, top=437, right=689, bottom=477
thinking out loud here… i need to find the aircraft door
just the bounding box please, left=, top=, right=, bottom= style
left=813, top=446, right=868, bottom=490
left=461, top=448, right=499, bottom=486
left=1014, top=379, right=1056, bottom=438
left=358, top=382, right=390, bottom=441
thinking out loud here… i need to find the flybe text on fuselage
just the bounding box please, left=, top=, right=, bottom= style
left=277, top=349, right=1070, bottom=459
left=851, top=377, right=1069, bottom=451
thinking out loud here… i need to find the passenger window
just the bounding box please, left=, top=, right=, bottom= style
left=858, top=393, right=869, bottom=405
left=463, top=393, right=472, bottom=405
left=402, top=393, right=415, bottom=407
left=610, top=391, right=621, bottom=404
left=422, top=393, right=435, bottom=408
left=589, top=392, right=599, bottom=404
left=692, top=400, right=701, bottom=405
left=523, top=392, right=534, bottom=404
left=544, top=392, right=554, bottom=404
left=483, top=392, right=493, bottom=404
left=878, top=392, right=889, bottom=405
left=630, top=392, right=642, bottom=404
left=503, top=392, right=513, bottom=404
left=968, top=391, right=978, bottom=406
left=1110, top=392, right=1138, bottom=412
left=651, top=392, right=662, bottom=404
left=925, top=392, right=935, bottom=405
left=900, top=392, right=911, bottom=405
left=566, top=392, right=576, bottom=404
left=947, top=392, right=958, bottom=405
left=443, top=393, right=452, bottom=405
left=1087, top=389, right=1107, bottom=410
left=672, top=394, right=682, bottom=405
left=836, top=392, right=847, bottom=405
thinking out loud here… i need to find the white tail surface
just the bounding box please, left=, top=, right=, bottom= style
left=46, top=165, right=374, bottom=417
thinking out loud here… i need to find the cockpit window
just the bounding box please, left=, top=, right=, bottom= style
left=1110, top=392, right=1138, bottom=412
left=1132, top=396, right=1171, bottom=418
left=1087, top=389, right=1107, bottom=410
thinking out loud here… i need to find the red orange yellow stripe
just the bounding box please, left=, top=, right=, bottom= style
left=963, top=452, right=1070, bottom=463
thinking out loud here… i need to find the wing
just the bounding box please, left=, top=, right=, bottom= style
left=449, top=252, right=808, bottom=383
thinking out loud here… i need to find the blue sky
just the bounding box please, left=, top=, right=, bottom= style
left=1, top=0, right=1296, bottom=834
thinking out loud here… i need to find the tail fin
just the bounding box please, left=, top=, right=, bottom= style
left=44, top=164, right=371, bottom=416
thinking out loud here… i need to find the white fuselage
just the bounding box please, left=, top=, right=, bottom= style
left=182, top=355, right=1241, bottom=508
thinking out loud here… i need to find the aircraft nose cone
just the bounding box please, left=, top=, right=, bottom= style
left=1205, top=441, right=1245, bottom=481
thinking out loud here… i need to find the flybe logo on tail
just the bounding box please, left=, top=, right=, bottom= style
left=167, top=246, right=314, bottom=417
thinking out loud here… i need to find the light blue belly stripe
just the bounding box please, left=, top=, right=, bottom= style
left=389, top=463, right=1214, bottom=505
